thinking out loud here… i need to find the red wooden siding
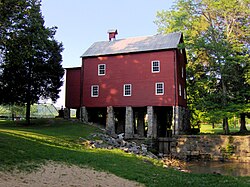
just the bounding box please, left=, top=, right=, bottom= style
left=82, top=50, right=186, bottom=107
left=175, top=48, right=187, bottom=107
left=65, top=68, right=81, bottom=108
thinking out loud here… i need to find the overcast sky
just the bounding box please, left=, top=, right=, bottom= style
left=41, top=0, right=174, bottom=107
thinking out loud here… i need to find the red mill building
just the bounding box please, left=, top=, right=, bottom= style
left=65, top=31, right=190, bottom=138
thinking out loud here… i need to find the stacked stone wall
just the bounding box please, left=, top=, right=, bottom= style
left=160, top=135, right=250, bottom=162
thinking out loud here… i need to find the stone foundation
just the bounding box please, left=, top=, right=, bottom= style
left=147, top=106, right=157, bottom=138
left=106, top=106, right=115, bottom=135
left=64, top=108, right=70, bottom=119
left=125, top=106, right=134, bottom=139
left=80, top=105, right=189, bottom=139
left=173, top=106, right=185, bottom=135
left=159, top=135, right=250, bottom=162
left=80, top=107, right=88, bottom=122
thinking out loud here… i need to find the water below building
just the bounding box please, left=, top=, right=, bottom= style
left=186, top=161, right=250, bottom=176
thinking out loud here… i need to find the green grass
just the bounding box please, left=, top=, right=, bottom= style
left=0, top=119, right=250, bottom=187
left=200, top=123, right=250, bottom=134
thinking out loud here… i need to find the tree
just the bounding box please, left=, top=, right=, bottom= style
left=155, top=0, right=250, bottom=134
left=0, top=0, right=64, bottom=124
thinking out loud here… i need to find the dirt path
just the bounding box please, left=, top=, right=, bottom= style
left=0, top=162, right=144, bottom=187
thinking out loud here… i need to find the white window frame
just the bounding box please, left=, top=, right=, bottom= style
left=155, top=82, right=164, bottom=95
left=151, top=60, right=160, bottom=73
left=123, top=84, right=132, bottom=96
left=91, top=85, right=99, bottom=97
left=179, top=84, right=182, bottom=96
left=98, top=64, right=106, bottom=76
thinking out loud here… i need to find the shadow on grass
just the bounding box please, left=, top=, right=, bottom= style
left=0, top=120, right=250, bottom=187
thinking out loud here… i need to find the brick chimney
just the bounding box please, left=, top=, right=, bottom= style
left=107, top=29, right=118, bottom=41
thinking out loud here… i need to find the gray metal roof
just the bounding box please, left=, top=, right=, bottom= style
left=81, top=32, right=182, bottom=57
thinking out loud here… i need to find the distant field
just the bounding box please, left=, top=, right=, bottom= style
left=200, top=123, right=250, bottom=134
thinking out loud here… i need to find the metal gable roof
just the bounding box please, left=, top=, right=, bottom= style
left=81, top=32, right=182, bottom=58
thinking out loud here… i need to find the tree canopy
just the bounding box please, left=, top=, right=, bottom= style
left=155, top=0, right=250, bottom=133
left=0, top=0, right=64, bottom=124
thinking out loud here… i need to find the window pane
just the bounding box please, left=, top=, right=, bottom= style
left=91, top=85, right=99, bottom=97
left=156, top=83, right=164, bottom=95
left=124, top=84, right=131, bottom=96
left=98, top=64, right=106, bottom=75
left=152, top=61, right=160, bottom=73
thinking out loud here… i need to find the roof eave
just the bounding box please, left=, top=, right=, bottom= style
left=81, top=47, right=178, bottom=58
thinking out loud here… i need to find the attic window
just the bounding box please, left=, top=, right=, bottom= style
left=152, top=60, right=160, bottom=73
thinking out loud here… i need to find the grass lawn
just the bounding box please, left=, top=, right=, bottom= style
left=200, top=123, right=250, bottom=134
left=0, top=119, right=249, bottom=187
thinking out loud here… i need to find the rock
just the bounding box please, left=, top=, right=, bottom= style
left=141, top=144, right=148, bottom=155
left=123, top=148, right=129, bottom=153
left=158, top=153, right=163, bottom=158
left=129, top=146, right=140, bottom=154
left=117, top=133, right=124, bottom=140
left=147, top=152, right=158, bottom=159
left=83, top=132, right=161, bottom=161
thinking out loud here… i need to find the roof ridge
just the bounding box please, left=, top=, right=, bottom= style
left=93, top=32, right=182, bottom=43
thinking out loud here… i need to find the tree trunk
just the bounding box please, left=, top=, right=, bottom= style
left=11, top=105, right=15, bottom=121
left=239, top=113, right=248, bottom=133
left=233, top=115, right=236, bottom=128
left=223, top=117, right=229, bottom=134
left=212, top=122, right=214, bottom=129
left=26, top=95, right=31, bottom=125
left=26, top=60, right=31, bottom=125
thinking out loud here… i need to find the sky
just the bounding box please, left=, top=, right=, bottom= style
left=41, top=0, right=174, bottom=108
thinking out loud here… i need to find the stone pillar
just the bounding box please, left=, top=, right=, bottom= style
left=172, top=106, right=179, bottom=135
left=64, top=108, right=70, bottom=119
left=125, top=106, right=134, bottom=139
left=80, top=107, right=88, bottom=123
left=106, top=106, right=116, bottom=136
left=147, top=106, right=157, bottom=138
left=137, top=112, right=145, bottom=137
left=173, top=106, right=187, bottom=135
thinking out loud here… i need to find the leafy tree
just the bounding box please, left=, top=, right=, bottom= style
left=155, top=0, right=250, bottom=134
left=0, top=0, right=64, bottom=124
